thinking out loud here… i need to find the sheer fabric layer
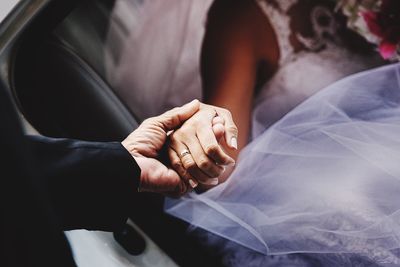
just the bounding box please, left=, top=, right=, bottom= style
left=165, top=64, right=400, bottom=265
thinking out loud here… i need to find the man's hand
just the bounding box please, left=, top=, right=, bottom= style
left=122, top=100, right=200, bottom=197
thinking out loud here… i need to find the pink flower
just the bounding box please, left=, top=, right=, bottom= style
left=361, top=0, right=400, bottom=59
left=379, top=41, right=398, bottom=60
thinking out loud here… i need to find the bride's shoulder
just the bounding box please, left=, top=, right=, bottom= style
left=206, top=0, right=273, bottom=39
left=205, top=0, right=279, bottom=70
left=207, top=0, right=262, bottom=22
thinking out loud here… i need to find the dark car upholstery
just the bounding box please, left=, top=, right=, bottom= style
left=14, top=0, right=138, bottom=142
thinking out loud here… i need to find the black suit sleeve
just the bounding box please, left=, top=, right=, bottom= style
left=26, top=135, right=141, bottom=232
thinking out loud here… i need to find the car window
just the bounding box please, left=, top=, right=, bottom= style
left=0, top=0, right=19, bottom=21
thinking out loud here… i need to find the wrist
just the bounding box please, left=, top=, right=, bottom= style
left=121, top=140, right=142, bottom=158
left=131, top=155, right=146, bottom=192
left=121, top=141, right=146, bottom=191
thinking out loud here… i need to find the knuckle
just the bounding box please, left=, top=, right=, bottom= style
left=179, top=124, right=192, bottom=133
left=207, top=108, right=217, bottom=117
left=171, top=159, right=182, bottom=171
left=180, top=124, right=196, bottom=135
left=198, top=158, right=212, bottom=170
left=171, top=132, right=189, bottom=144
left=219, top=107, right=230, bottom=116
left=208, top=172, right=219, bottom=178
left=205, top=144, right=219, bottom=157
left=141, top=118, right=153, bottom=126
left=169, top=132, right=180, bottom=142
left=227, top=125, right=239, bottom=135
left=188, top=118, right=202, bottom=128
left=167, top=107, right=179, bottom=114
left=191, top=117, right=202, bottom=125
left=184, top=160, right=197, bottom=171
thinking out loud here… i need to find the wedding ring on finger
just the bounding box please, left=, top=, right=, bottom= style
left=178, top=149, right=198, bottom=188
left=179, top=149, right=191, bottom=158
left=179, top=149, right=220, bottom=187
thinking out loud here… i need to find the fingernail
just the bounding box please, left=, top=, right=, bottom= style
left=189, top=179, right=198, bottom=189
left=209, top=178, right=219, bottom=186
left=200, top=178, right=219, bottom=186
left=231, top=137, right=238, bottom=150
left=220, top=159, right=235, bottom=167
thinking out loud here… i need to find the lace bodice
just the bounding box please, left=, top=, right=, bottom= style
left=254, top=0, right=296, bottom=65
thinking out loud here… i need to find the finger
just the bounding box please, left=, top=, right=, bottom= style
left=217, top=109, right=239, bottom=150
left=170, top=140, right=219, bottom=185
left=170, top=178, right=188, bottom=197
left=162, top=169, right=190, bottom=198
left=212, top=116, right=225, bottom=140
left=168, top=147, right=199, bottom=189
left=172, top=176, right=190, bottom=197
left=164, top=180, right=190, bottom=198
left=136, top=157, right=183, bottom=194
left=212, top=116, right=225, bottom=126
left=212, top=123, right=225, bottom=141
left=183, top=136, right=226, bottom=179
left=159, top=99, right=200, bottom=131
left=196, top=125, right=235, bottom=166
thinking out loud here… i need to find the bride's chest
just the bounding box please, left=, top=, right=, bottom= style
left=256, top=44, right=382, bottom=109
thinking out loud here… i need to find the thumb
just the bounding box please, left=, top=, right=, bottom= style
left=164, top=169, right=188, bottom=197
left=159, top=99, right=200, bottom=131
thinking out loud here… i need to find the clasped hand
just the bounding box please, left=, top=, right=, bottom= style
left=122, top=100, right=238, bottom=197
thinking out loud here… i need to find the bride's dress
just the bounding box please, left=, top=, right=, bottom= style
left=105, top=0, right=400, bottom=265
left=167, top=63, right=400, bottom=266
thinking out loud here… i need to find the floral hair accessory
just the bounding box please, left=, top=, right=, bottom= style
left=338, top=0, right=400, bottom=60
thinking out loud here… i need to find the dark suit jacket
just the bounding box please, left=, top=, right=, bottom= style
left=0, top=82, right=140, bottom=267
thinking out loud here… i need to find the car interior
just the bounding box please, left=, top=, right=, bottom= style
left=0, top=0, right=223, bottom=266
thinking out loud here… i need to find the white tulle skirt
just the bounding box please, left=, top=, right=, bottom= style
left=165, top=63, right=400, bottom=265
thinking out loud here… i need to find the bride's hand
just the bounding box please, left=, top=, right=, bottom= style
left=168, top=103, right=238, bottom=189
